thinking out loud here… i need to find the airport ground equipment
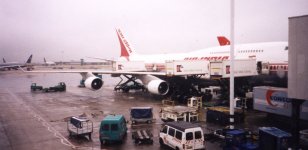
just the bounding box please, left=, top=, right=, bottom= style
left=258, top=127, right=292, bottom=150
left=42, top=82, right=66, bottom=92
left=67, top=116, right=93, bottom=140
left=200, top=86, right=221, bottom=101
left=131, top=129, right=153, bottom=145
left=99, top=114, right=127, bottom=145
left=206, top=106, right=244, bottom=125
left=205, top=127, right=258, bottom=143
left=114, top=75, right=145, bottom=93
left=130, top=107, right=153, bottom=124
left=160, top=97, right=202, bottom=122
left=223, top=129, right=258, bottom=150
left=30, top=83, right=43, bottom=91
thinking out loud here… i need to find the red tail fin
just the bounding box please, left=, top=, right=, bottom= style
left=217, top=36, right=230, bottom=46
left=116, top=29, right=135, bottom=60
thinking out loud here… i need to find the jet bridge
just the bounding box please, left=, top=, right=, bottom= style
left=111, top=59, right=257, bottom=95
left=165, top=59, right=257, bottom=78
left=209, top=59, right=257, bottom=78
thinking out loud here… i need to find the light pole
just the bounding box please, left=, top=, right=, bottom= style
left=229, top=0, right=235, bottom=129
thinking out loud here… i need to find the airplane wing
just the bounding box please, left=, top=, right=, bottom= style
left=22, top=69, right=168, bottom=76
left=21, top=66, right=206, bottom=96
left=86, top=57, right=114, bottom=62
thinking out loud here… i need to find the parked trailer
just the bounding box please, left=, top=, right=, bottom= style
left=253, top=86, right=308, bottom=120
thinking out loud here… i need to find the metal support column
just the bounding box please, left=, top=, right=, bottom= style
left=291, top=98, right=304, bottom=149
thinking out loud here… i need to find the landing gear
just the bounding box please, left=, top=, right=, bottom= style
left=79, top=79, right=85, bottom=87
left=114, top=75, right=145, bottom=93
left=167, top=76, right=204, bottom=103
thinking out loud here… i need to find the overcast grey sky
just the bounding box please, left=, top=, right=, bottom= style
left=1, top=0, right=308, bottom=62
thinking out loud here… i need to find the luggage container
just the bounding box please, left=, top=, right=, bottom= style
left=224, top=129, right=258, bottom=150
left=259, top=127, right=292, bottom=150
left=206, top=106, right=244, bottom=125
left=130, top=107, right=153, bottom=124
left=67, top=117, right=93, bottom=140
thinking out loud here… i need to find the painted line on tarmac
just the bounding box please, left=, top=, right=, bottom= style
left=6, top=89, right=105, bottom=150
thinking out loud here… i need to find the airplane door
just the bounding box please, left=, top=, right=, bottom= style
left=194, top=131, right=203, bottom=149
left=257, top=61, right=262, bottom=74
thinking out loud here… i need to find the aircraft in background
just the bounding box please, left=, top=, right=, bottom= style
left=44, top=58, right=56, bottom=66
left=26, top=29, right=288, bottom=98
left=1, top=55, right=33, bottom=71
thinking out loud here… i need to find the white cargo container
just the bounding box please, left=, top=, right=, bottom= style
left=210, top=59, right=257, bottom=78
left=253, top=86, right=308, bottom=120
left=165, top=60, right=209, bottom=76
left=112, top=61, right=146, bottom=71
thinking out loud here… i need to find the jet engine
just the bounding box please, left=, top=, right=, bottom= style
left=147, top=80, right=169, bottom=95
left=84, top=76, right=104, bottom=90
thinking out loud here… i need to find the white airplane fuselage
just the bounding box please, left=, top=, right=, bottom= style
left=121, top=42, right=288, bottom=65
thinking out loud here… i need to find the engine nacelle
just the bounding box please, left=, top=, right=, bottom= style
left=84, top=76, right=104, bottom=90
left=147, top=80, right=169, bottom=95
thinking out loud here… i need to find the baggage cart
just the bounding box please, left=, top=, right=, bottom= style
left=130, top=107, right=153, bottom=124
left=131, top=129, right=153, bottom=145
left=67, top=117, right=93, bottom=140
left=259, top=127, right=292, bottom=150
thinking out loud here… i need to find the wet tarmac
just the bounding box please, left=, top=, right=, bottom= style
left=0, top=71, right=307, bottom=150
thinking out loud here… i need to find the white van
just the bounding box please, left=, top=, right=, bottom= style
left=159, top=121, right=205, bottom=150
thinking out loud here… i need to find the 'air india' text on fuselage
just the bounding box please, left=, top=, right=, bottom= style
left=184, top=56, right=229, bottom=61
